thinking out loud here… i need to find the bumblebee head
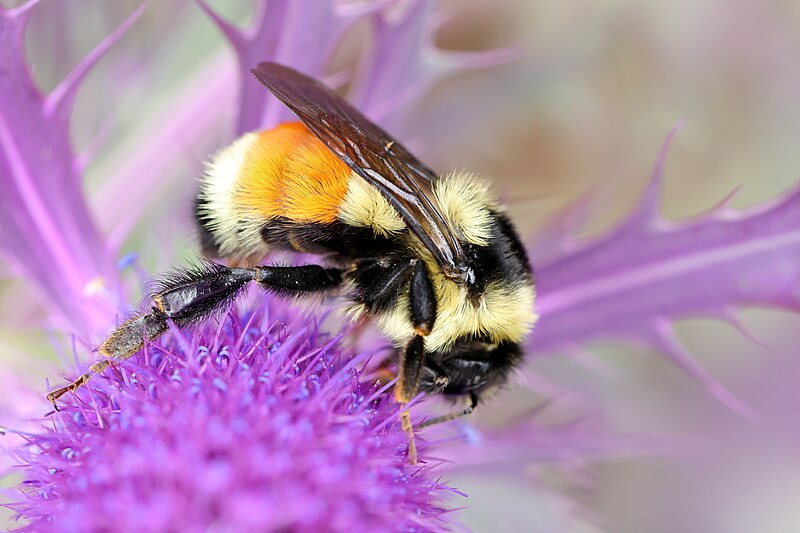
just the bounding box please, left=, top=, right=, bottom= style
left=441, top=241, right=487, bottom=305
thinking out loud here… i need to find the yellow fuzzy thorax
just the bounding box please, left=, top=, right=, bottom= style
left=343, top=174, right=537, bottom=353
left=337, top=175, right=406, bottom=237
left=337, top=169, right=500, bottom=246
left=433, top=171, right=497, bottom=246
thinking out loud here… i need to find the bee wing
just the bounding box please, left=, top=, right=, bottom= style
left=251, top=62, right=467, bottom=282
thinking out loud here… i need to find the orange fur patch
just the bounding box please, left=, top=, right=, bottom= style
left=233, top=122, right=352, bottom=224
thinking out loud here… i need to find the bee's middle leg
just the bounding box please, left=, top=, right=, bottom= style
left=395, top=260, right=437, bottom=464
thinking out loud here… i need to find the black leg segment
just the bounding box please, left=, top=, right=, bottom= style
left=409, top=260, right=436, bottom=336
left=395, top=334, right=426, bottom=404
left=348, top=257, right=414, bottom=312
left=157, top=263, right=343, bottom=315
left=255, top=264, right=342, bottom=296
left=418, top=392, right=479, bottom=429
left=153, top=263, right=255, bottom=322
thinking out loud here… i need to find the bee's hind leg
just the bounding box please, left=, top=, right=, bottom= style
left=418, top=392, right=479, bottom=429
left=252, top=264, right=342, bottom=295
left=47, top=263, right=260, bottom=408
left=48, top=262, right=345, bottom=408
left=47, top=312, right=169, bottom=408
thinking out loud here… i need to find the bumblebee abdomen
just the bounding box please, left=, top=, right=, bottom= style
left=196, top=121, right=410, bottom=260
left=235, top=122, right=351, bottom=223
left=197, top=122, right=355, bottom=258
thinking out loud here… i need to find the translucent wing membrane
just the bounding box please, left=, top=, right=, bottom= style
left=251, top=62, right=470, bottom=283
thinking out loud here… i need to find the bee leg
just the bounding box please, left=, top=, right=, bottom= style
left=395, top=259, right=438, bottom=464
left=253, top=264, right=342, bottom=295
left=47, top=360, right=113, bottom=411
left=47, top=311, right=171, bottom=408
left=395, top=335, right=425, bottom=464
left=418, top=392, right=479, bottom=429
left=422, top=358, right=450, bottom=391
left=48, top=264, right=257, bottom=407
left=409, top=259, right=436, bottom=336
left=47, top=263, right=342, bottom=409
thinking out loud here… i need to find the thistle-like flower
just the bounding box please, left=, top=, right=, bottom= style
left=6, top=301, right=458, bottom=532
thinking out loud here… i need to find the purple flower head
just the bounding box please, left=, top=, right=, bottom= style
left=5, top=299, right=458, bottom=532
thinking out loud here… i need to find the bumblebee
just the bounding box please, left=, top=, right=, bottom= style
left=48, top=63, right=537, bottom=463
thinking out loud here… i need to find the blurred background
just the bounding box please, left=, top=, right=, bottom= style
left=3, top=0, right=800, bottom=531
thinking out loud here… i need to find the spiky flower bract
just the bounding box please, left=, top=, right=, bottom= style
left=5, top=299, right=457, bottom=532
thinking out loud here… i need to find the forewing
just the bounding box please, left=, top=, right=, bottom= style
left=251, top=62, right=466, bottom=281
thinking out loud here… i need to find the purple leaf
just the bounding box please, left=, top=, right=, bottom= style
left=93, top=55, right=237, bottom=247
left=0, top=3, right=144, bottom=335
left=530, top=125, right=800, bottom=416
left=198, top=0, right=515, bottom=135
left=350, top=0, right=518, bottom=130
left=446, top=417, right=680, bottom=470
left=197, top=0, right=379, bottom=133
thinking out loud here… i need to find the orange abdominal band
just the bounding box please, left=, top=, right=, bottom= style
left=233, top=122, right=352, bottom=224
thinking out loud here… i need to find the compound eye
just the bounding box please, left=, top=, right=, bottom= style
left=462, top=248, right=485, bottom=303
left=461, top=264, right=475, bottom=285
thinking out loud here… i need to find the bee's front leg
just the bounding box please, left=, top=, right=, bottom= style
left=395, top=260, right=437, bottom=464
